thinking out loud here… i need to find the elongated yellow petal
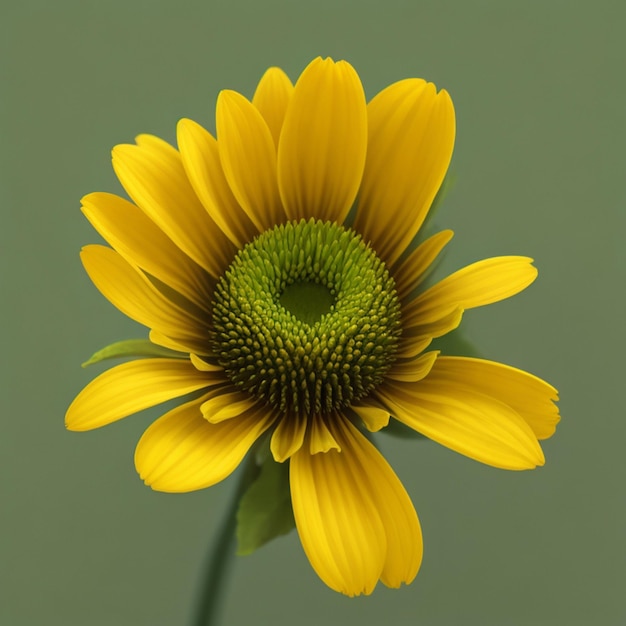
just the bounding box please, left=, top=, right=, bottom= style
left=200, top=388, right=258, bottom=423
left=149, top=330, right=212, bottom=357
left=66, top=359, right=213, bottom=431
left=290, top=419, right=387, bottom=596
left=397, top=308, right=463, bottom=358
left=277, top=57, right=367, bottom=223
left=396, top=336, right=433, bottom=360
left=270, top=413, right=307, bottom=462
left=216, top=90, right=285, bottom=232
left=429, top=357, right=560, bottom=439
left=112, top=136, right=235, bottom=277
left=252, top=67, right=294, bottom=149
left=309, top=413, right=340, bottom=454
left=393, top=230, right=454, bottom=300
left=336, top=419, right=422, bottom=589
left=386, top=351, right=439, bottom=382
left=190, top=353, right=223, bottom=372
left=81, top=192, right=212, bottom=311
left=354, top=79, right=455, bottom=265
left=81, top=245, right=211, bottom=355
left=177, top=119, right=257, bottom=247
left=378, top=381, right=545, bottom=470
left=405, top=256, right=538, bottom=325
left=135, top=395, right=276, bottom=492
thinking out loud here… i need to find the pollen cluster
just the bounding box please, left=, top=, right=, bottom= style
left=212, top=219, right=402, bottom=417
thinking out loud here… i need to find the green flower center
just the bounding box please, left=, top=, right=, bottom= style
left=212, top=219, right=401, bottom=417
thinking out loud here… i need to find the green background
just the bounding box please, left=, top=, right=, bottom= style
left=2, top=1, right=624, bottom=624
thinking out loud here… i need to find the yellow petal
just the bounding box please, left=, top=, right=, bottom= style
left=81, top=192, right=213, bottom=311
left=397, top=308, right=463, bottom=358
left=135, top=394, right=276, bottom=492
left=396, top=336, right=433, bottom=360
left=277, top=57, right=367, bottom=223
left=429, top=357, right=560, bottom=440
left=81, top=245, right=211, bottom=355
left=393, top=230, right=454, bottom=300
left=112, top=136, right=235, bottom=277
left=386, top=351, right=439, bottom=382
left=378, top=380, right=545, bottom=470
left=200, top=388, right=258, bottom=423
left=252, top=67, right=294, bottom=149
left=149, top=330, right=212, bottom=357
left=350, top=403, right=390, bottom=432
left=190, top=353, right=223, bottom=372
left=177, top=119, right=257, bottom=247
left=309, top=413, right=340, bottom=454
left=270, top=413, right=307, bottom=462
left=66, top=359, right=214, bottom=431
left=290, top=418, right=387, bottom=596
left=406, top=257, right=538, bottom=325
left=216, top=90, right=285, bottom=232
left=337, top=419, right=422, bottom=589
left=354, top=79, right=455, bottom=265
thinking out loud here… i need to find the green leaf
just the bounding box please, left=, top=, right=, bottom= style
left=236, top=455, right=295, bottom=555
left=430, top=328, right=482, bottom=358
left=81, top=339, right=188, bottom=368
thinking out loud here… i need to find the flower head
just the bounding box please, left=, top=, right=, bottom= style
left=66, top=57, right=560, bottom=596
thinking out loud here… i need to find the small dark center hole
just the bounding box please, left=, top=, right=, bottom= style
left=279, top=281, right=335, bottom=325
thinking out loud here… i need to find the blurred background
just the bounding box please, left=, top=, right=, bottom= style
left=2, top=1, right=624, bottom=624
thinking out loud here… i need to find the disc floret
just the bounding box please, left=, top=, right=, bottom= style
left=212, top=219, right=401, bottom=417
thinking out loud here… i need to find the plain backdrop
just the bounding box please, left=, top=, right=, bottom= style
left=2, top=1, right=624, bottom=625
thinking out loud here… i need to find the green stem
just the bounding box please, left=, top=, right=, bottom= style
left=191, top=453, right=260, bottom=626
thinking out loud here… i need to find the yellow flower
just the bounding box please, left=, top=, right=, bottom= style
left=66, top=57, right=560, bottom=596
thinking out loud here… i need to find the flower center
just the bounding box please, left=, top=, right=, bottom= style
left=211, top=219, right=401, bottom=417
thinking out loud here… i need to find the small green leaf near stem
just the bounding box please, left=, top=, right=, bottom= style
left=236, top=456, right=295, bottom=555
